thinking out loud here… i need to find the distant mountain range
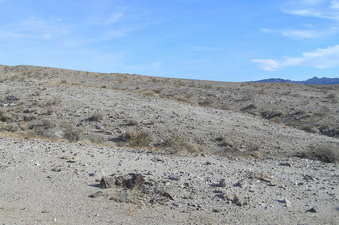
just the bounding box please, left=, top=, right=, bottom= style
left=253, top=76, right=339, bottom=85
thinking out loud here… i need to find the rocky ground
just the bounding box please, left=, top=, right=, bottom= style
left=0, top=137, right=338, bottom=224
left=0, top=65, right=339, bottom=224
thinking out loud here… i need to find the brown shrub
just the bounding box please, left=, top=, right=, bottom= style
left=120, top=130, right=152, bottom=147
left=299, top=144, right=339, bottom=163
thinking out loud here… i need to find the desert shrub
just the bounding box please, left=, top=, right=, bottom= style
left=126, top=119, right=140, bottom=127
left=154, top=88, right=162, bottom=94
left=261, top=110, right=283, bottom=119
left=159, top=136, right=198, bottom=154
left=29, top=120, right=54, bottom=136
left=299, top=144, right=339, bottom=163
left=63, top=126, right=81, bottom=142
left=0, top=123, right=19, bottom=132
left=326, top=92, right=337, bottom=99
left=198, top=99, right=213, bottom=106
left=241, top=104, right=257, bottom=112
left=46, top=97, right=61, bottom=106
left=301, top=125, right=319, bottom=134
left=120, top=130, right=152, bottom=147
left=87, top=112, right=103, bottom=122
left=174, top=80, right=187, bottom=87
left=0, top=108, right=13, bottom=122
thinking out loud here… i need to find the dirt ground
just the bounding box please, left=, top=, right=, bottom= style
left=0, top=65, right=338, bottom=224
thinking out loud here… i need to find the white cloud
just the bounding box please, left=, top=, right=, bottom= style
left=251, top=59, right=281, bottom=71
left=283, top=0, right=339, bottom=21
left=261, top=28, right=321, bottom=39
left=252, top=45, right=339, bottom=70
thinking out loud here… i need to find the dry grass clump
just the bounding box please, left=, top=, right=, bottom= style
left=158, top=136, right=198, bottom=154
left=87, top=112, right=104, bottom=122
left=198, top=99, right=214, bottom=106
left=126, top=119, right=140, bottom=127
left=299, top=144, right=339, bottom=163
left=0, top=108, right=13, bottom=122
left=260, top=110, right=283, bottom=120
left=63, top=125, right=82, bottom=142
left=120, top=130, right=152, bottom=147
left=325, top=92, right=337, bottom=99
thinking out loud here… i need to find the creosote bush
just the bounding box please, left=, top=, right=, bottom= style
left=87, top=112, right=103, bottom=122
left=120, top=130, right=152, bottom=147
left=63, top=126, right=82, bottom=142
left=159, top=136, right=198, bottom=154
left=299, top=144, right=339, bottom=163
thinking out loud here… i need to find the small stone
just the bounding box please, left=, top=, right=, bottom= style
left=306, top=207, right=318, bottom=213
left=284, top=198, right=291, bottom=207
left=89, top=191, right=105, bottom=198
left=218, top=179, right=227, bottom=187
left=168, top=175, right=181, bottom=181
left=100, top=176, right=115, bottom=188
left=51, top=168, right=62, bottom=172
left=279, top=162, right=292, bottom=167
left=304, top=175, right=316, bottom=182
left=212, top=209, right=221, bottom=213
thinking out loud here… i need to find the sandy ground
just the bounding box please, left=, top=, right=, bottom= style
left=1, top=137, right=338, bottom=225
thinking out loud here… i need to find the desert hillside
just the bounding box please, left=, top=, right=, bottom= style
left=0, top=65, right=338, bottom=224
left=0, top=65, right=338, bottom=158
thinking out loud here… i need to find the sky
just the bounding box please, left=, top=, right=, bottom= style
left=0, top=0, right=339, bottom=82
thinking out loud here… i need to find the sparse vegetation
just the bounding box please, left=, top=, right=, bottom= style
left=299, top=144, right=339, bottom=163
left=63, top=125, right=82, bottom=142
left=119, top=130, right=152, bottom=147
left=0, top=65, right=338, bottom=160
left=87, top=112, right=103, bottom=122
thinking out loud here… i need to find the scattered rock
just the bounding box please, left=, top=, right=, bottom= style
left=168, top=175, right=181, bottom=181
left=279, top=162, right=292, bottom=167
left=217, top=179, right=227, bottom=187
left=115, top=173, right=145, bottom=189
left=303, top=175, right=316, bottom=182
left=212, top=209, right=221, bottom=213
left=51, top=167, right=62, bottom=172
left=279, top=198, right=291, bottom=207
left=89, top=191, right=106, bottom=198
left=100, top=176, right=116, bottom=189
left=225, top=193, right=248, bottom=206
left=306, top=207, right=318, bottom=213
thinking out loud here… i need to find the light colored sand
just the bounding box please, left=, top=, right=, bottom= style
left=0, top=137, right=338, bottom=224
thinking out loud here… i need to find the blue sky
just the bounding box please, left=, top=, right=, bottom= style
left=0, top=0, right=338, bottom=82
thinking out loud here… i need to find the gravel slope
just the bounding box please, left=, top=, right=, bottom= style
left=0, top=65, right=339, bottom=224
left=0, top=137, right=338, bottom=224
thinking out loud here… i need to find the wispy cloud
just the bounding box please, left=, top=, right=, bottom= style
left=252, top=45, right=339, bottom=70
left=0, top=17, right=69, bottom=40
left=261, top=28, right=323, bottom=39
left=283, top=0, right=339, bottom=21
left=262, top=0, right=339, bottom=40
